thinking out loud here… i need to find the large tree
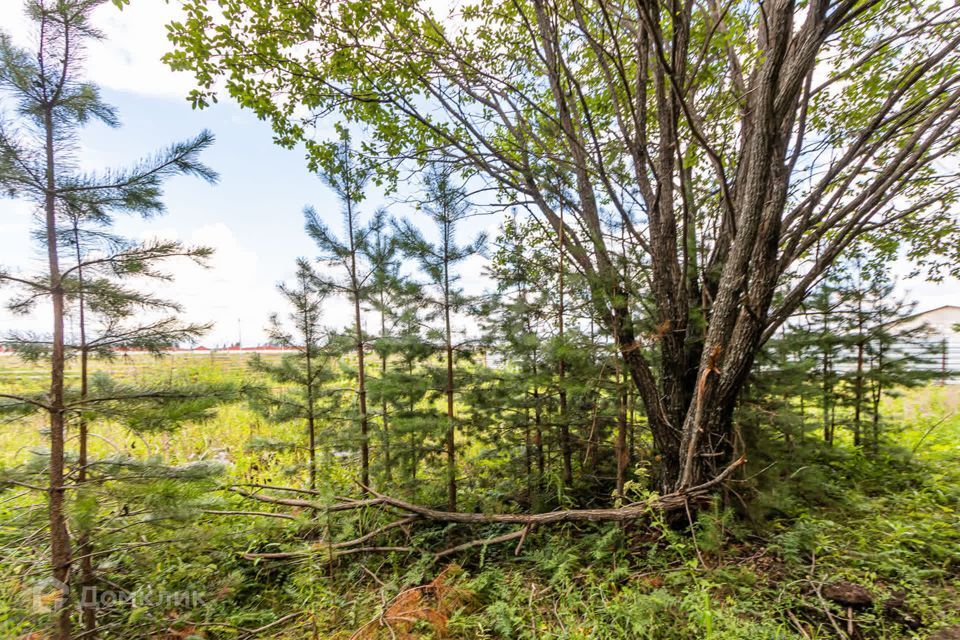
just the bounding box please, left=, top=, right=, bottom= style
left=167, top=0, right=960, bottom=494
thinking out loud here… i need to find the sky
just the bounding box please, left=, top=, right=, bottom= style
left=0, top=0, right=492, bottom=346
left=0, top=1, right=957, bottom=347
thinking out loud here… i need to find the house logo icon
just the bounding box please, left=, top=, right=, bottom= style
left=31, top=576, right=69, bottom=613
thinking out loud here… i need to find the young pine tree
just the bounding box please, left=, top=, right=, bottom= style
left=0, top=3, right=220, bottom=636
left=371, top=279, right=434, bottom=497
left=248, top=259, right=336, bottom=490
left=797, top=275, right=849, bottom=446
left=305, top=133, right=379, bottom=489
left=483, top=214, right=554, bottom=509
left=60, top=204, right=214, bottom=636
left=395, top=166, right=485, bottom=511
left=361, top=210, right=418, bottom=486
left=849, top=273, right=941, bottom=450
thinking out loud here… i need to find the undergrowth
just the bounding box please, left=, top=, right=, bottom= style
left=1, top=371, right=957, bottom=639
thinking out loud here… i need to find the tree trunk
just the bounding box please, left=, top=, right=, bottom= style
left=407, top=360, right=418, bottom=496
left=822, top=347, right=832, bottom=445
left=74, top=224, right=96, bottom=637
left=871, top=343, right=885, bottom=452
left=347, top=201, right=370, bottom=489
left=615, top=359, right=628, bottom=499
left=304, top=295, right=317, bottom=492
left=443, top=268, right=457, bottom=511
left=628, top=392, right=636, bottom=469
left=356, top=310, right=369, bottom=489
left=557, top=204, right=573, bottom=486
left=381, top=357, right=391, bottom=484
left=853, top=334, right=865, bottom=448
left=524, top=407, right=532, bottom=501
left=380, top=294, right=392, bottom=484
left=532, top=383, right=544, bottom=510
left=44, top=105, right=73, bottom=640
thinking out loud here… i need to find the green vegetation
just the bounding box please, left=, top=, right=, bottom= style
left=2, top=0, right=960, bottom=638
left=1, top=353, right=958, bottom=638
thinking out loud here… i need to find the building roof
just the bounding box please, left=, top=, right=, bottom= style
left=898, top=304, right=960, bottom=324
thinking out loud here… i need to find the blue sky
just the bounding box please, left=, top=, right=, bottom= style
left=0, top=81, right=494, bottom=345
left=0, top=1, right=494, bottom=346
left=1, top=82, right=355, bottom=346
left=0, top=1, right=956, bottom=347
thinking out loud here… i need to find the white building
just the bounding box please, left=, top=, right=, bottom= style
left=893, top=305, right=960, bottom=381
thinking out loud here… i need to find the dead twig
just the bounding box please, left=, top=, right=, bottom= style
left=813, top=580, right=848, bottom=639
left=785, top=609, right=811, bottom=639
left=434, top=529, right=526, bottom=560
left=202, top=509, right=297, bottom=521
left=515, top=523, right=532, bottom=555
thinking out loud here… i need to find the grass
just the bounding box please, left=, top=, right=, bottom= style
left=0, top=353, right=958, bottom=638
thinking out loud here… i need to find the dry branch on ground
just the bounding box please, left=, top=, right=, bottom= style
left=230, top=456, right=747, bottom=560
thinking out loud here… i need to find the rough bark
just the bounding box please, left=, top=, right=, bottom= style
left=44, top=100, right=73, bottom=640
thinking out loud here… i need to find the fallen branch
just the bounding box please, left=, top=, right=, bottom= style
left=242, top=545, right=417, bottom=561
left=515, top=523, right=532, bottom=555
left=228, top=483, right=325, bottom=495
left=230, top=487, right=386, bottom=512
left=229, top=488, right=322, bottom=510
left=331, top=546, right=417, bottom=558
left=191, top=611, right=307, bottom=639
left=234, top=457, right=747, bottom=560
left=202, top=509, right=297, bottom=520
left=356, top=455, right=746, bottom=526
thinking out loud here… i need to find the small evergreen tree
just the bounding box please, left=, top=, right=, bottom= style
left=305, top=133, right=378, bottom=488
left=248, top=259, right=336, bottom=490
left=854, top=277, right=941, bottom=450
left=754, top=259, right=942, bottom=453
left=376, top=298, right=433, bottom=498
left=795, top=275, right=849, bottom=446
left=394, top=165, right=485, bottom=510
left=362, top=210, right=421, bottom=486
left=484, top=214, right=554, bottom=508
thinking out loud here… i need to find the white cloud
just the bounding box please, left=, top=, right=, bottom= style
left=139, top=223, right=284, bottom=346
left=87, top=2, right=197, bottom=98
left=2, top=1, right=194, bottom=99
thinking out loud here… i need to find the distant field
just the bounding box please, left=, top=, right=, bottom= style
left=3, top=351, right=956, bottom=471
left=0, top=350, right=270, bottom=387
left=0, top=351, right=294, bottom=467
